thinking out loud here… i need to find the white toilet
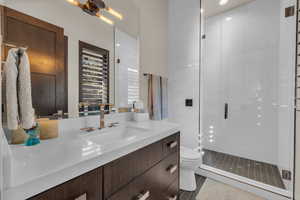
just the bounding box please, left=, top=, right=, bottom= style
left=180, top=146, right=202, bottom=191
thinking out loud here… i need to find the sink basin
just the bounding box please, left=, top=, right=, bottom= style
left=82, top=125, right=150, bottom=146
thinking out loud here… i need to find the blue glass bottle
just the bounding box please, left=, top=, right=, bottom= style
left=24, top=123, right=40, bottom=146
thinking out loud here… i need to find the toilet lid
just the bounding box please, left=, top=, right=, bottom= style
left=180, top=147, right=201, bottom=160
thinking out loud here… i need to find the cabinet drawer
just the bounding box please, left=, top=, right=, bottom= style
left=162, top=133, right=180, bottom=158
left=104, top=141, right=163, bottom=198
left=158, top=152, right=179, bottom=190
left=107, top=152, right=179, bottom=200
left=164, top=180, right=179, bottom=200
left=28, top=168, right=102, bottom=200
left=107, top=164, right=161, bottom=200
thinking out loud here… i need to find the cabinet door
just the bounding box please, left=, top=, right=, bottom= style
left=29, top=168, right=102, bottom=200
left=2, top=7, right=67, bottom=116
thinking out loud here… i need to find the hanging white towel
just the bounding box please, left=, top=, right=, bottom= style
left=5, top=48, right=35, bottom=130
left=5, top=49, right=19, bottom=130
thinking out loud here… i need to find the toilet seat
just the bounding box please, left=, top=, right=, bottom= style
left=180, top=147, right=201, bottom=161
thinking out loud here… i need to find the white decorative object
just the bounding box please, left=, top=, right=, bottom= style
left=133, top=113, right=149, bottom=122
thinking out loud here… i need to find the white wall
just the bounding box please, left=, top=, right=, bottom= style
left=138, top=0, right=168, bottom=78
left=168, top=0, right=200, bottom=149
left=133, top=0, right=169, bottom=108
left=4, top=0, right=139, bottom=117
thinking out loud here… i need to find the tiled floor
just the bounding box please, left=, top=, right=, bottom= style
left=179, top=175, right=206, bottom=200
left=202, top=149, right=285, bottom=189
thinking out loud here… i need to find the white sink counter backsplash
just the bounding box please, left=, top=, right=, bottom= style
left=3, top=113, right=180, bottom=200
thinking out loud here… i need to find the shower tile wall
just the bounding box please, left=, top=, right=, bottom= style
left=168, top=0, right=200, bottom=149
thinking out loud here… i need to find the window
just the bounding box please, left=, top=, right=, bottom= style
left=79, top=41, right=109, bottom=107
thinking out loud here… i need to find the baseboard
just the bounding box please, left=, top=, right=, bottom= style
left=196, top=166, right=292, bottom=200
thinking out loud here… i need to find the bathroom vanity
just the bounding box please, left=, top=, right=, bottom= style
left=29, top=133, right=179, bottom=200
left=3, top=120, right=180, bottom=200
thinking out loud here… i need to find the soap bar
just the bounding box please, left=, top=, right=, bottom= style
left=38, top=118, right=58, bottom=140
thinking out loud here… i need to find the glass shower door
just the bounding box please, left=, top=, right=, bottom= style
left=200, top=0, right=295, bottom=197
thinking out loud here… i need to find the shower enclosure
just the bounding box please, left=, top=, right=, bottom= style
left=200, top=0, right=296, bottom=198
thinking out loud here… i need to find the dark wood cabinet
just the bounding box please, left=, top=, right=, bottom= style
left=28, top=132, right=180, bottom=200
left=107, top=150, right=179, bottom=200
left=29, top=167, right=103, bottom=200
left=1, top=7, right=67, bottom=117
left=103, top=140, right=163, bottom=198
left=162, top=133, right=179, bottom=158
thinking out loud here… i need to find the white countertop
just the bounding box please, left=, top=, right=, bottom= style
left=3, top=120, right=180, bottom=200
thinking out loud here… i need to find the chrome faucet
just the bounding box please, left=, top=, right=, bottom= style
left=99, top=105, right=105, bottom=129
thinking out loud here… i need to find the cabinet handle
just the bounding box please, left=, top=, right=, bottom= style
left=168, top=195, right=178, bottom=200
left=137, top=191, right=150, bottom=200
left=75, top=193, right=87, bottom=200
left=167, top=165, right=178, bottom=174
left=168, top=141, right=178, bottom=149
left=224, top=103, right=229, bottom=119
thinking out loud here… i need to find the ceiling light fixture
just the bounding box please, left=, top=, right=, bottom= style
left=226, top=17, right=232, bottom=21
left=65, top=0, right=123, bottom=25
left=219, top=0, right=229, bottom=6
left=96, top=13, right=114, bottom=25
left=106, top=7, right=123, bottom=20
left=66, top=0, right=80, bottom=6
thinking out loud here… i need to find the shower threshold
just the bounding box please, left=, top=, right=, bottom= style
left=202, top=149, right=286, bottom=189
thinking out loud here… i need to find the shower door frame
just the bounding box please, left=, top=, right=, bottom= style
left=197, top=0, right=297, bottom=199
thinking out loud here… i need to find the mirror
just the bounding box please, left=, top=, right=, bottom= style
left=1, top=0, right=141, bottom=142
left=1, top=0, right=140, bottom=121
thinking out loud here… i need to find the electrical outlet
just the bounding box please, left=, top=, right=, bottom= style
left=185, top=99, right=193, bottom=107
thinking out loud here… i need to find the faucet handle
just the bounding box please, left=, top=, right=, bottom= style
left=108, top=122, right=119, bottom=128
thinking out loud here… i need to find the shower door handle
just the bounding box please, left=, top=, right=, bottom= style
left=224, top=103, right=228, bottom=119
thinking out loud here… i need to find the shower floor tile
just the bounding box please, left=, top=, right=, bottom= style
left=202, top=149, right=286, bottom=189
